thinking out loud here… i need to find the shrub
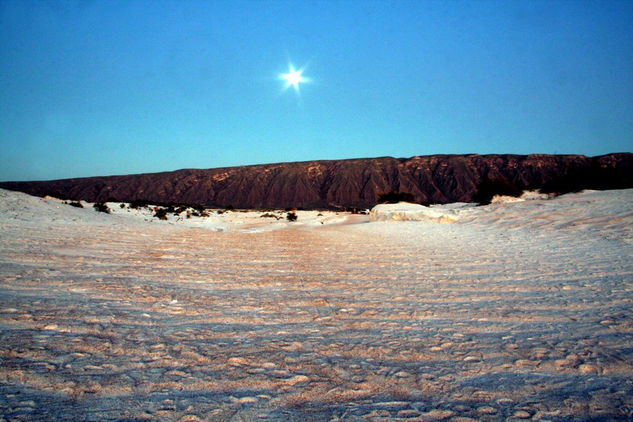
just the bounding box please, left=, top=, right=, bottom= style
left=154, top=208, right=168, bottom=220
left=68, top=201, right=83, bottom=208
left=473, top=178, right=522, bottom=205
left=377, top=191, right=415, bottom=204
left=539, top=164, right=633, bottom=196
left=120, top=203, right=126, bottom=209
left=286, top=212, right=298, bottom=222
left=130, top=199, right=151, bottom=209
left=93, top=202, right=110, bottom=214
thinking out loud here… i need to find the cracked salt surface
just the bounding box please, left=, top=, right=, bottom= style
left=1, top=188, right=632, bottom=420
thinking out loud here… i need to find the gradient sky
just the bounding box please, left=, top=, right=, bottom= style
left=1, top=0, right=632, bottom=181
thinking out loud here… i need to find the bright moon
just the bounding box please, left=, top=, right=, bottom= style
left=280, top=64, right=308, bottom=93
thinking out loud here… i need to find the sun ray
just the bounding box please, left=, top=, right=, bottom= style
left=280, top=63, right=309, bottom=93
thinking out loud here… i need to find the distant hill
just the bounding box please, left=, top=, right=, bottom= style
left=1, top=153, right=632, bottom=209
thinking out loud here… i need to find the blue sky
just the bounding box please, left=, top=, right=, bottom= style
left=1, top=0, right=632, bottom=181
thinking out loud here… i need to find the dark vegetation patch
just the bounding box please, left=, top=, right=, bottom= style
left=190, top=207, right=210, bottom=217
left=473, top=178, right=523, bottom=205
left=540, top=164, right=633, bottom=196
left=192, top=204, right=206, bottom=212
left=65, top=201, right=83, bottom=208
left=93, top=202, right=110, bottom=214
left=126, top=200, right=213, bottom=218
left=154, top=207, right=168, bottom=220
left=160, top=205, right=187, bottom=215
left=286, top=212, right=298, bottom=222
left=129, top=199, right=152, bottom=209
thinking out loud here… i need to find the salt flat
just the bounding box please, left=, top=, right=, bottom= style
left=0, top=188, right=632, bottom=421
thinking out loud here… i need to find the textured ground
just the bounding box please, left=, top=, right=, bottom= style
left=1, top=189, right=632, bottom=421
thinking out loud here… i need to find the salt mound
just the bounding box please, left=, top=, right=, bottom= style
left=490, top=190, right=551, bottom=204
left=369, top=202, right=459, bottom=223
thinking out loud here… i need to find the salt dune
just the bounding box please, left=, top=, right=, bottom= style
left=0, top=188, right=632, bottom=421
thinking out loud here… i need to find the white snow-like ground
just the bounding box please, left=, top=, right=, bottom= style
left=1, top=188, right=632, bottom=421
left=0, top=193, right=353, bottom=233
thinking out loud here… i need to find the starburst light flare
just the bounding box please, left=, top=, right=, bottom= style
left=280, top=63, right=309, bottom=94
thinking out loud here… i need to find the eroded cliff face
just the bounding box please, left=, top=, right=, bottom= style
left=2, top=153, right=632, bottom=209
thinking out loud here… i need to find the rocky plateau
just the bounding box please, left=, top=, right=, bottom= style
left=1, top=153, right=632, bottom=209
